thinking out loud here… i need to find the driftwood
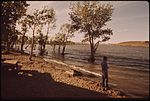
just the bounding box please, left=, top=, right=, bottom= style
left=44, top=58, right=101, bottom=77
left=65, top=69, right=82, bottom=77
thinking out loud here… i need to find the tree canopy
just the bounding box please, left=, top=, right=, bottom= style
left=24, top=6, right=56, bottom=59
left=1, top=1, right=29, bottom=51
left=69, top=1, right=114, bottom=63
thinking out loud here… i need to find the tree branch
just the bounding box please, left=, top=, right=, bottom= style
left=94, top=40, right=100, bottom=53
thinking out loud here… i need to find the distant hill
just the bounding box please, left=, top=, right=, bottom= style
left=115, top=41, right=149, bottom=47
left=74, top=42, right=89, bottom=45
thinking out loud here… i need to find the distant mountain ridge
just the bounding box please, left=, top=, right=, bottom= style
left=116, top=41, right=149, bottom=47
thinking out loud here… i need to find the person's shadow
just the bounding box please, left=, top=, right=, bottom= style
left=1, top=62, right=109, bottom=100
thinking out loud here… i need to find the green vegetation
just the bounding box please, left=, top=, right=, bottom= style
left=53, top=23, right=75, bottom=55
left=23, top=6, right=56, bottom=60
left=18, top=16, right=28, bottom=53
left=69, top=1, right=114, bottom=63
left=1, top=1, right=29, bottom=52
left=1, top=1, right=114, bottom=62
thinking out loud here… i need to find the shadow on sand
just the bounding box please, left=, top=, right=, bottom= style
left=1, top=62, right=109, bottom=100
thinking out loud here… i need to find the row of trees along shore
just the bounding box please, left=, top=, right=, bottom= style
left=1, top=1, right=114, bottom=63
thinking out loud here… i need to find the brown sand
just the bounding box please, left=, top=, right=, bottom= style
left=1, top=51, right=127, bottom=99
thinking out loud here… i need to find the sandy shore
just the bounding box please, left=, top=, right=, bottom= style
left=1, top=51, right=127, bottom=99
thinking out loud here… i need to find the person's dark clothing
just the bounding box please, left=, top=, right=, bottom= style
left=101, top=61, right=109, bottom=88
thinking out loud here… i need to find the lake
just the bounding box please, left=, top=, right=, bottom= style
left=24, top=44, right=149, bottom=98
left=43, top=44, right=149, bottom=71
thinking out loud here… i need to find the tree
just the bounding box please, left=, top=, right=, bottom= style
left=42, top=6, right=56, bottom=52
left=26, top=6, right=56, bottom=60
left=1, top=1, right=29, bottom=52
left=53, top=33, right=60, bottom=54
left=32, top=6, right=56, bottom=56
left=37, top=26, right=45, bottom=55
left=9, top=30, right=19, bottom=49
left=69, top=1, right=114, bottom=63
left=49, top=38, right=58, bottom=53
left=60, top=23, right=74, bottom=55
left=26, top=9, right=42, bottom=60
left=55, top=23, right=74, bottom=55
left=18, top=16, right=28, bottom=53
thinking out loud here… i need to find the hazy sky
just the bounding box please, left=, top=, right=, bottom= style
left=26, top=1, right=149, bottom=43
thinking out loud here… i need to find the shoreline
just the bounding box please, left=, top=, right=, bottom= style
left=112, top=44, right=149, bottom=48
left=44, top=57, right=149, bottom=98
left=112, top=42, right=149, bottom=48
left=1, top=51, right=127, bottom=98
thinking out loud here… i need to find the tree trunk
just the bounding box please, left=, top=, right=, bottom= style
left=42, top=39, right=46, bottom=53
left=89, top=34, right=95, bottom=63
left=94, top=41, right=100, bottom=53
left=21, top=33, right=25, bottom=53
left=5, top=32, right=11, bottom=53
left=6, top=40, right=10, bottom=53
left=10, top=34, right=18, bottom=50
left=89, top=42, right=95, bottom=63
left=39, top=44, right=43, bottom=55
left=43, top=23, right=49, bottom=54
left=58, top=45, right=61, bottom=54
left=61, top=45, right=66, bottom=56
left=43, top=42, right=46, bottom=51
left=39, top=42, right=45, bottom=56
left=29, top=29, right=35, bottom=61
left=53, top=44, right=56, bottom=53
left=10, top=42, right=15, bottom=49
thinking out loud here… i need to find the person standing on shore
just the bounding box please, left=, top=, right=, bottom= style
left=101, top=56, right=109, bottom=90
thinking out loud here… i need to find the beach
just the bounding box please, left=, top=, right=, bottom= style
left=1, top=51, right=128, bottom=99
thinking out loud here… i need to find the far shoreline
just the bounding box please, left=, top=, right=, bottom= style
left=66, top=41, right=149, bottom=48
left=111, top=41, right=149, bottom=47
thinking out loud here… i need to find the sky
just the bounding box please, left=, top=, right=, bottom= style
left=25, top=1, right=149, bottom=43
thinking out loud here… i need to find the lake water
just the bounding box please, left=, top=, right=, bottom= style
left=24, top=44, right=149, bottom=98
left=43, top=44, right=149, bottom=71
